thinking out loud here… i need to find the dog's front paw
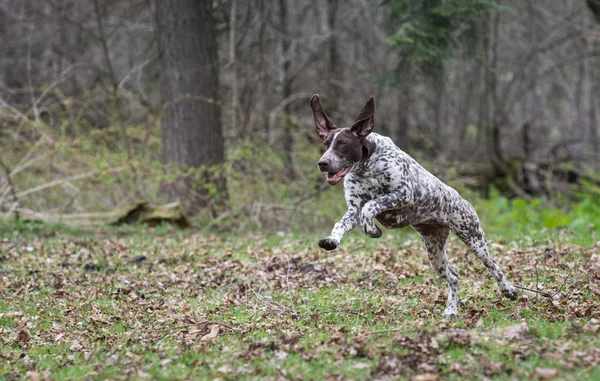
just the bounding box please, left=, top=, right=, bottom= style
left=501, top=285, right=519, bottom=301
left=361, top=220, right=382, bottom=238
left=318, top=237, right=338, bottom=251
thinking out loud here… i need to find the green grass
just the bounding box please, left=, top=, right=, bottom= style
left=1, top=222, right=599, bottom=380
left=471, top=189, right=600, bottom=247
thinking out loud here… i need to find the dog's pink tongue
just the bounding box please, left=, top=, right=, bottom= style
left=326, top=172, right=341, bottom=184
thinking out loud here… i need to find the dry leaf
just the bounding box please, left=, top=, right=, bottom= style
left=535, top=367, right=558, bottom=379
left=201, top=324, right=219, bottom=341
left=18, top=330, right=30, bottom=347
left=450, top=363, right=463, bottom=374
left=412, top=373, right=439, bottom=381
left=70, top=340, right=83, bottom=351
left=25, top=371, right=41, bottom=381
left=20, top=354, right=35, bottom=366
left=137, top=370, right=151, bottom=378
left=496, top=322, right=528, bottom=342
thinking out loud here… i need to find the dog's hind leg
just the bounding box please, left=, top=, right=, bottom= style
left=450, top=204, right=518, bottom=301
left=413, top=224, right=459, bottom=317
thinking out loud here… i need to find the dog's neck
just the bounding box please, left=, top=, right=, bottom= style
left=361, top=138, right=376, bottom=162
left=350, top=134, right=378, bottom=176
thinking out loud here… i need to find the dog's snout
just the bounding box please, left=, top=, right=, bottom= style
left=318, top=160, right=330, bottom=172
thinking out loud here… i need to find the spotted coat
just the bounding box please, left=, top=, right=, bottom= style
left=312, top=95, right=518, bottom=317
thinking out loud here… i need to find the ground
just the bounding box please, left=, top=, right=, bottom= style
left=0, top=223, right=599, bottom=380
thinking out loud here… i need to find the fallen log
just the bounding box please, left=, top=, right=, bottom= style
left=0, top=201, right=189, bottom=227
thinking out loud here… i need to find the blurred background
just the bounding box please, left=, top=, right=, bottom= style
left=2, top=0, right=600, bottom=234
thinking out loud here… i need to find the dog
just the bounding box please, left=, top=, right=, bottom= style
left=310, top=94, right=518, bottom=317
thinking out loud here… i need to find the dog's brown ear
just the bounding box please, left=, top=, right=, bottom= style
left=310, top=94, right=337, bottom=140
left=351, top=96, right=375, bottom=137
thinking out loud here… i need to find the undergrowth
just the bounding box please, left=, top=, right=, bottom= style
left=2, top=118, right=600, bottom=240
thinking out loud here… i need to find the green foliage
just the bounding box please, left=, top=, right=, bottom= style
left=3, top=108, right=600, bottom=241
left=384, top=0, right=500, bottom=78
left=473, top=188, right=600, bottom=245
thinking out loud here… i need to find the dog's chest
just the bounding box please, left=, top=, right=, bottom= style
left=345, top=172, right=393, bottom=200
left=346, top=173, right=415, bottom=228
left=344, top=151, right=405, bottom=199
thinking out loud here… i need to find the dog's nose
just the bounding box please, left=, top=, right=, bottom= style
left=318, top=160, right=330, bottom=172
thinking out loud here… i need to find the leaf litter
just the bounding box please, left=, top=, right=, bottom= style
left=0, top=230, right=599, bottom=379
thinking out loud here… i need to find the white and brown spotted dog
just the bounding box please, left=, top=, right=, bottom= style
left=311, top=94, right=518, bottom=317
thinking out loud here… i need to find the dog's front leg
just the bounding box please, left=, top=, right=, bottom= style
left=360, top=188, right=413, bottom=238
left=318, top=207, right=359, bottom=251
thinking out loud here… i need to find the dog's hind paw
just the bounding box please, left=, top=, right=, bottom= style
left=442, top=308, right=458, bottom=319
left=318, top=238, right=338, bottom=251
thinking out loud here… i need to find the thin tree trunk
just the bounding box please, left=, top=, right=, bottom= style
left=477, top=16, right=488, bottom=151
left=486, top=10, right=502, bottom=168
left=279, top=0, right=296, bottom=178
left=526, top=0, right=539, bottom=161
left=590, top=64, right=599, bottom=160
left=92, top=0, right=143, bottom=198
left=583, top=14, right=600, bottom=158
left=433, top=69, right=445, bottom=138
left=229, top=0, right=238, bottom=139
left=156, top=0, right=227, bottom=216
left=259, top=0, right=268, bottom=141
left=327, top=0, right=342, bottom=119
left=458, top=61, right=476, bottom=147
left=396, top=85, right=411, bottom=151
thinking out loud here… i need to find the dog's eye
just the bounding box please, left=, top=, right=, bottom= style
left=338, top=141, right=347, bottom=147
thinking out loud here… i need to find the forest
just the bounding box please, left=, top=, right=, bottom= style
left=1, top=1, right=600, bottom=380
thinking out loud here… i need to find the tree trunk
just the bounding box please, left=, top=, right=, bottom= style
left=326, top=0, right=342, bottom=120
left=525, top=0, right=539, bottom=161
left=279, top=0, right=296, bottom=179
left=156, top=0, right=227, bottom=216
left=486, top=10, right=503, bottom=169
left=229, top=0, right=238, bottom=139
left=395, top=85, right=412, bottom=151
left=587, top=0, right=600, bottom=23
left=583, top=14, right=600, bottom=159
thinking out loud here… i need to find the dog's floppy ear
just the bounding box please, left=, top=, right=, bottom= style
left=351, top=96, right=375, bottom=137
left=310, top=94, right=337, bottom=140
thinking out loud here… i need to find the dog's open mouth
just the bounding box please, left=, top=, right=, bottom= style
left=326, top=167, right=350, bottom=185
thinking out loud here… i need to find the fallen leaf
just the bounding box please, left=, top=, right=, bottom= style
left=20, top=354, right=35, bottom=366
left=450, top=363, right=463, bottom=374
left=274, top=350, right=288, bottom=360
left=535, top=367, right=558, bottom=379
left=137, top=370, right=151, bottom=378
left=412, top=373, right=439, bottom=381
left=496, top=322, right=528, bottom=342
left=18, top=330, right=30, bottom=347
left=70, top=340, right=83, bottom=351
left=201, top=324, right=219, bottom=341
left=25, top=371, right=41, bottom=381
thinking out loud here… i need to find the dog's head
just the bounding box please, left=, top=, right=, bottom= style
left=310, top=95, right=376, bottom=185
